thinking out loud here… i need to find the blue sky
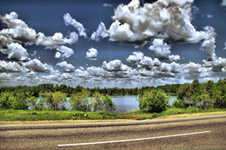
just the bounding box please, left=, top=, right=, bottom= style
left=0, top=0, right=226, bottom=87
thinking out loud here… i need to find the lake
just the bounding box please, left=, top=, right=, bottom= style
left=112, top=96, right=177, bottom=113
left=37, top=96, right=177, bottom=113
left=111, top=96, right=139, bottom=113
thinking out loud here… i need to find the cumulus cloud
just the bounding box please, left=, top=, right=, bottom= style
left=0, top=12, right=78, bottom=51
left=64, top=13, right=87, bottom=38
left=23, top=59, right=53, bottom=73
left=149, top=39, right=180, bottom=61
left=7, top=42, right=29, bottom=61
left=0, top=12, right=37, bottom=45
left=102, top=60, right=129, bottom=71
left=139, top=56, right=161, bottom=69
left=56, top=61, right=75, bottom=72
left=201, top=26, right=216, bottom=61
left=86, top=48, right=98, bottom=60
left=0, top=60, right=23, bottom=72
left=108, top=0, right=217, bottom=60
left=91, top=22, right=109, bottom=41
left=56, top=46, right=74, bottom=59
left=203, top=57, right=226, bottom=72
left=36, top=32, right=78, bottom=49
left=109, top=0, right=213, bottom=44
left=222, top=0, right=226, bottom=7
left=126, top=51, right=144, bottom=63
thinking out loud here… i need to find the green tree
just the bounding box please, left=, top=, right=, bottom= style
left=70, top=90, right=91, bottom=112
left=191, top=79, right=202, bottom=106
left=27, top=96, right=38, bottom=110
left=139, top=89, right=169, bottom=113
left=177, top=83, right=192, bottom=107
left=0, top=92, right=11, bottom=109
left=51, top=92, right=67, bottom=110
left=102, top=95, right=116, bottom=112
left=93, top=92, right=102, bottom=112
left=172, top=99, right=186, bottom=108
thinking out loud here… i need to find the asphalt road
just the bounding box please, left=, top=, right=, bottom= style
left=1, top=114, right=226, bottom=150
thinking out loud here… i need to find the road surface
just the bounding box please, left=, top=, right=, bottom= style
left=1, top=114, right=226, bottom=150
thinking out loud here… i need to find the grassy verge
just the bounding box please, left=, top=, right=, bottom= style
left=0, top=107, right=226, bottom=122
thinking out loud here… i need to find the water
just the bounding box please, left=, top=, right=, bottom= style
left=111, top=96, right=139, bottom=113
left=35, top=96, right=177, bottom=113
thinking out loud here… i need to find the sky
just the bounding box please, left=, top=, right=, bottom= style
left=0, top=0, right=226, bottom=88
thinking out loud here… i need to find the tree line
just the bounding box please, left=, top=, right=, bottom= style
left=173, top=79, right=226, bottom=109
left=0, top=90, right=116, bottom=112
left=1, top=78, right=226, bottom=112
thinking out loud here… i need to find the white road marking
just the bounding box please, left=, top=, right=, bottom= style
left=58, top=130, right=211, bottom=147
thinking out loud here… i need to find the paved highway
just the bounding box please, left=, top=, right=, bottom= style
left=1, top=114, right=226, bottom=150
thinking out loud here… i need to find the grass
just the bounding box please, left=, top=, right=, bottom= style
left=0, top=107, right=226, bottom=121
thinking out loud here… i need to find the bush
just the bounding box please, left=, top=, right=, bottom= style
left=139, top=89, right=169, bottom=113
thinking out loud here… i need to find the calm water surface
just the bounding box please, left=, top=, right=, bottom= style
left=111, top=96, right=139, bottom=113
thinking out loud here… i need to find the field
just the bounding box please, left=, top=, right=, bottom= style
left=0, top=107, right=226, bottom=122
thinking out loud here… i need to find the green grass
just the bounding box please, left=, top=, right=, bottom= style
left=0, top=107, right=225, bottom=121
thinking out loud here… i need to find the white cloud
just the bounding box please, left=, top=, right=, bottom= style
left=203, top=57, right=226, bottom=72
left=0, top=12, right=37, bottom=45
left=55, top=52, right=61, bottom=59
left=139, top=56, right=161, bottom=69
left=56, top=61, right=75, bottom=72
left=7, top=42, right=29, bottom=61
left=56, top=46, right=74, bottom=59
left=91, top=22, right=109, bottom=41
left=126, top=51, right=144, bottom=63
left=201, top=26, right=216, bottom=61
left=86, top=48, right=98, bottom=60
left=149, top=39, right=180, bottom=61
left=108, top=0, right=216, bottom=61
left=0, top=60, right=23, bottom=72
left=63, top=13, right=87, bottom=38
left=0, top=12, right=78, bottom=51
left=23, top=59, right=53, bottom=73
left=36, top=32, right=78, bottom=49
left=102, top=60, right=129, bottom=71
left=222, top=0, right=226, bottom=7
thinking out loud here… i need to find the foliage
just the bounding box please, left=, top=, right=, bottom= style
left=139, top=89, right=169, bottom=113
left=70, top=90, right=92, bottom=112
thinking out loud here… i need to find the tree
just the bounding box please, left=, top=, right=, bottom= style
left=70, top=90, right=91, bottom=112
left=102, top=95, right=116, bottom=112
left=177, top=83, right=192, bottom=107
left=191, top=79, right=202, bottom=106
left=0, top=92, right=11, bottom=109
left=27, top=96, right=38, bottom=110
left=40, top=92, right=67, bottom=110
left=172, top=99, right=186, bottom=108
left=93, top=92, right=102, bottom=112
left=52, top=92, right=67, bottom=110
left=139, top=89, right=169, bottom=113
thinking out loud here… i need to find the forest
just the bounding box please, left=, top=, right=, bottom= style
left=0, top=78, right=226, bottom=112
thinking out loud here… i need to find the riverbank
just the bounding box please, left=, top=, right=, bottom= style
left=1, top=107, right=226, bottom=123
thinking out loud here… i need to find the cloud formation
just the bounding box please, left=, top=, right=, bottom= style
left=64, top=13, right=87, bottom=38
left=56, top=61, right=75, bottom=72
left=56, top=46, right=74, bottom=59
left=149, top=39, right=180, bottom=61
left=23, top=59, right=53, bottom=73
left=222, top=0, right=226, bottom=7
left=109, top=0, right=214, bottom=43
left=36, top=32, right=78, bottom=49
left=0, top=60, right=23, bottom=72
left=91, top=22, right=109, bottom=41
left=102, top=60, right=129, bottom=71
left=86, top=48, right=98, bottom=60
left=7, top=42, right=29, bottom=61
